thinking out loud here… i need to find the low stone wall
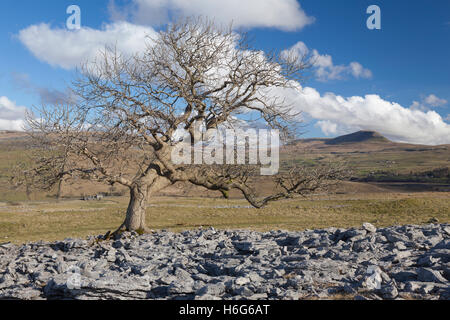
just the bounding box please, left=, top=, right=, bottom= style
left=0, top=223, right=449, bottom=300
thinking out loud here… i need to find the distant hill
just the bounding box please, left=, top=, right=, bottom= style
left=0, top=131, right=28, bottom=141
left=0, top=129, right=449, bottom=200
left=325, top=131, right=390, bottom=145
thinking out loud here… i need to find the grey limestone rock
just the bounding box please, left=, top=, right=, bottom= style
left=0, top=224, right=449, bottom=300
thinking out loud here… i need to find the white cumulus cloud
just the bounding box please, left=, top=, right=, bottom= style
left=315, top=120, right=339, bottom=136
left=109, top=0, right=314, bottom=31
left=424, top=94, right=447, bottom=107
left=275, top=83, right=450, bottom=145
left=18, top=22, right=158, bottom=70
left=0, top=96, right=27, bottom=131
left=282, top=41, right=372, bottom=81
left=410, top=94, right=448, bottom=111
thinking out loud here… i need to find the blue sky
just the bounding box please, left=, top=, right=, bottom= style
left=0, top=0, right=449, bottom=144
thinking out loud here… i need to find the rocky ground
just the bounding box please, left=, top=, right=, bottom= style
left=0, top=223, right=449, bottom=300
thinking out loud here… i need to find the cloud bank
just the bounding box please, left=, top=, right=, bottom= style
left=281, top=84, right=450, bottom=145
left=0, top=96, right=26, bottom=131
left=18, top=22, right=157, bottom=70
left=109, top=0, right=314, bottom=31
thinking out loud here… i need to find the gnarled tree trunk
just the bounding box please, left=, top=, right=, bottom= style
left=122, top=176, right=171, bottom=232
left=124, top=184, right=148, bottom=231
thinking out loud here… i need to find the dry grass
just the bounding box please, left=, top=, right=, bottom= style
left=0, top=192, right=448, bottom=244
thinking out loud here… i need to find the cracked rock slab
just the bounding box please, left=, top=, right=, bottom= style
left=0, top=224, right=449, bottom=300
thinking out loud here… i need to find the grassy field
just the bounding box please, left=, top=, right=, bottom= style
left=0, top=131, right=448, bottom=244
left=282, top=145, right=450, bottom=178
left=1, top=192, right=449, bottom=244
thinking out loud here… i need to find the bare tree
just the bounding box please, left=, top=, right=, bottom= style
left=11, top=103, right=80, bottom=200
left=21, top=17, right=347, bottom=233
